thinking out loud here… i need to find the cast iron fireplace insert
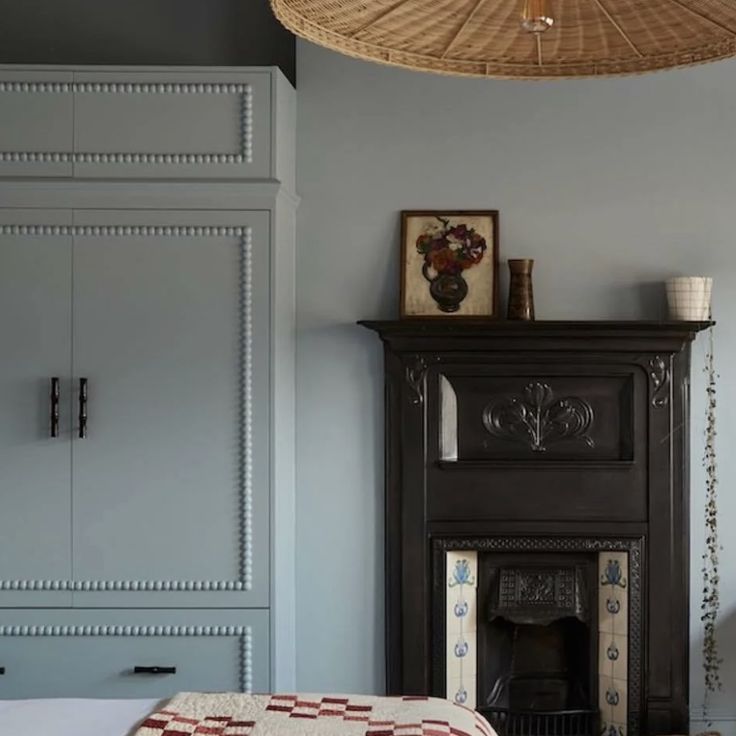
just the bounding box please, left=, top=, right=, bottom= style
left=477, top=553, right=599, bottom=736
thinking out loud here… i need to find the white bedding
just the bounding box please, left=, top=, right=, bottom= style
left=0, top=698, right=162, bottom=736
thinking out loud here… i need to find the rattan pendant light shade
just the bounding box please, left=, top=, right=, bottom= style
left=270, top=0, right=736, bottom=79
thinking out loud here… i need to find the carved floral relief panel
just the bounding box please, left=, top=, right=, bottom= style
left=439, top=374, right=635, bottom=462
left=482, top=381, right=595, bottom=452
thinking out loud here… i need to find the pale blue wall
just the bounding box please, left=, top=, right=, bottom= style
left=295, top=40, right=736, bottom=730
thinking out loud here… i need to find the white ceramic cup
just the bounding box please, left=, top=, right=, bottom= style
left=665, top=276, right=712, bottom=320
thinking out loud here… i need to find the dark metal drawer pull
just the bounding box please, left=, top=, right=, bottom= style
left=0, top=666, right=5, bottom=675
left=78, top=378, right=88, bottom=438
left=133, top=665, right=176, bottom=675
left=50, top=377, right=60, bottom=438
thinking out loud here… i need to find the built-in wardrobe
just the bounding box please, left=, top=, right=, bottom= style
left=0, top=67, right=296, bottom=696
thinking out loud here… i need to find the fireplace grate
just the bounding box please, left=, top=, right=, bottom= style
left=480, top=707, right=598, bottom=736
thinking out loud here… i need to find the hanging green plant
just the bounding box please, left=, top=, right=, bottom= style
left=701, top=326, right=722, bottom=721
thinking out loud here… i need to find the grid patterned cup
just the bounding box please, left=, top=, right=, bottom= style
left=666, top=276, right=712, bottom=320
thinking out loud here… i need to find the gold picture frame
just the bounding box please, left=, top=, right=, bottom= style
left=400, top=210, right=499, bottom=318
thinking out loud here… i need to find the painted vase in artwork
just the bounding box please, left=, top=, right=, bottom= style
left=416, top=217, right=487, bottom=313
left=422, top=265, right=469, bottom=313
left=507, top=258, right=535, bottom=320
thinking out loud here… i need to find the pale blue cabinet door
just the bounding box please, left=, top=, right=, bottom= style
left=71, top=210, right=270, bottom=607
left=0, top=210, right=73, bottom=598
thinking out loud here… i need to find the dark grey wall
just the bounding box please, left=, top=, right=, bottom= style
left=0, top=0, right=295, bottom=84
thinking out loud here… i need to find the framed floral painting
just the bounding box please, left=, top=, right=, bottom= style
left=400, top=210, right=499, bottom=318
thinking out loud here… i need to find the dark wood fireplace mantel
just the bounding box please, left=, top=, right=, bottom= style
left=360, top=319, right=711, bottom=346
left=360, top=319, right=712, bottom=736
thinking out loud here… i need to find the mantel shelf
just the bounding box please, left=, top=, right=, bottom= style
left=359, top=319, right=713, bottom=344
left=360, top=318, right=712, bottom=333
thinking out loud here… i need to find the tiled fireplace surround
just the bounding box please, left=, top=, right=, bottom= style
left=441, top=541, right=640, bottom=736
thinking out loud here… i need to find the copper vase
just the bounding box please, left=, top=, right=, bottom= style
left=507, top=259, right=535, bottom=320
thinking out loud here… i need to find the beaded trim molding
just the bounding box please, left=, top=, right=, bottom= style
left=240, top=627, right=254, bottom=693
left=0, top=624, right=253, bottom=691
left=239, top=229, right=254, bottom=590
left=0, top=226, right=249, bottom=237
left=0, top=226, right=254, bottom=594
left=0, top=81, right=253, bottom=165
left=0, top=624, right=248, bottom=636
left=0, top=580, right=250, bottom=592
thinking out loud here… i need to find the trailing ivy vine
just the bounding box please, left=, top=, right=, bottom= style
left=701, top=326, right=722, bottom=717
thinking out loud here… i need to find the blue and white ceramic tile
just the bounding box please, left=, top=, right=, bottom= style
left=447, top=584, right=477, bottom=636
left=599, top=589, right=625, bottom=635
left=446, top=675, right=476, bottom=710
left=445, top=551, right=478, bottom=710
left=449, top=557, right=476, bottom=588
left=598, top=632, right=628, bottom=681
left=599, top=673, right=616, bottom=716
left=446, top=632, right=478, bottom=677
left=599, top=674, right=628, bottom=727
left=598, top=552, right=629, bottom=736
left=600, top=557, right=627, bottom=590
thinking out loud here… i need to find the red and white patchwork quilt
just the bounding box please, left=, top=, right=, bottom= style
left=134, top=693, right=496, bottom=736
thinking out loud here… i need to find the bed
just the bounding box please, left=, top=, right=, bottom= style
left=0, top=693, right=496, bottom=736
left=0, top=698, right=162, bottom=736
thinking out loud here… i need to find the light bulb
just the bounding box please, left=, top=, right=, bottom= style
left=521, top=0, right=554, bottom=32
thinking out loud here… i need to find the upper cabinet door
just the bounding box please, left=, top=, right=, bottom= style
left=0, top=210, right=73, bottom=593
left=72, top=71, right=272, bottom=180
left=71, top=210, right=270, bottom=607
left=0, top=70, right=273, bottom=180
left=0, top=66, right=296, bottom=184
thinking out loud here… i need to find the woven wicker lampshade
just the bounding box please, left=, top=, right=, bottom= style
left=270, top=0, right=736, bottom=79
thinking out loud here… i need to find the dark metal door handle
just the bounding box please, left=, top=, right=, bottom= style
left=78, top=378, right=88, bottom=438
left=0, top=667, right=5, bottom=675
left=133, top=666, right=176, bottom=675
left=50, top=377, right=60, bottom=438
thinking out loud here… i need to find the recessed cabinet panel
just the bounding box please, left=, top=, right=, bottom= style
left=71, top=210, right=270, bottom=605
left=0, top=608, right=269, bottom=698
left=0, top=71, right=74, bottom=178
left=0, top=209, right=73, bottom=590
left=0, top=68, right=292, bottom=181
left=73, top=71, right=272, bottom=179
